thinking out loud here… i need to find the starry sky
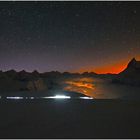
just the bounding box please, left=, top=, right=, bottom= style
left=0, top=1, right=140, bottom=74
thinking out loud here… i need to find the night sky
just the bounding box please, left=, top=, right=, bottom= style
left=0, top=1, right=140, bottom=74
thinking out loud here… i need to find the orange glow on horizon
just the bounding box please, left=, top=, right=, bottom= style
left=94, top=56, right=140, bottom=74
left=93, top=63, right=127, bottom=74
left=76, top=59, right=130, bottom=74
left=71, top=56, right=140, bottom=74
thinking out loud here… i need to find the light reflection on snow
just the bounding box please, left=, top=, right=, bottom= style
left=79, top=97, right=93, bottom=99
left=64, top=77, right=95, bottom=98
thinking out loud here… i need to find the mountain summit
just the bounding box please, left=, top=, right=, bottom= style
left=119, top=58, right=140, bottom=75
left=127, top=57, right=140, bottom=69
left=113, top=58, right=140, bottom=86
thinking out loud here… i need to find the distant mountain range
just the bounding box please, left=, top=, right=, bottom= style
left=0, top=57, right=140, bottom=92
left=0, top=69, right=97, bottom=92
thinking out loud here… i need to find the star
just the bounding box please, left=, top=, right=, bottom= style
left=133, top=10, right=137, bottom=14
left=75, top=13, right=80, bottom=17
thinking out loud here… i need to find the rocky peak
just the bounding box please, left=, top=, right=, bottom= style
left=127, top=58, right=137, bottom=68
left=119, top=58, right=140, bottom=75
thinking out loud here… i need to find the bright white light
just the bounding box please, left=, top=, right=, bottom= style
left=43, top=95, right=71, bottom=99
left=6, top=97, right=23, bottom=100
left=30, top=97, right=35, bottom=99
left=80, top=97, right=93, bottom=100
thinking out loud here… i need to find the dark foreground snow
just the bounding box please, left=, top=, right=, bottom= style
left=0, top=99, right=140, bottom=138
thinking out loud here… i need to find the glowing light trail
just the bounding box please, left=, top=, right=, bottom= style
left=42, top=95, right=71, bottom=99
left=80, top=97, right=93, bottom=99
left=6, top=97, right=23, bottom=99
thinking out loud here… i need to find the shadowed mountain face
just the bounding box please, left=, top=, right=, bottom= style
left=119, top=58, right=140, bottom=75
left=112, top=58, right=140, bottom=86
left=0, top=70, right=48, bottom=92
